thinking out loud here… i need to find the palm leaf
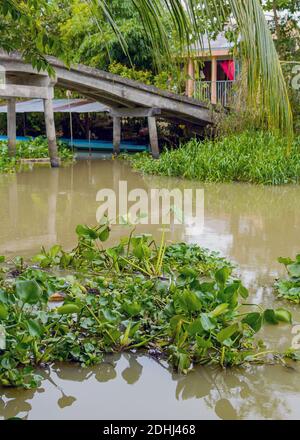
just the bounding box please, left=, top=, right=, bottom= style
left=87, top=0, right=293, bottom=137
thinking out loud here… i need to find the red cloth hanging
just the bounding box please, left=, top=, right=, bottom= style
left=220, top=60, right=235, bottom=80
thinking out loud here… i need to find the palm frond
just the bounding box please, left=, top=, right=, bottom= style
left=86, top=0, right=293, bottom=137
left=229, top=0, right=293, bottom=137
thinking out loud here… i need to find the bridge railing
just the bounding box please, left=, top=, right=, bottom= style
left=194, top=80, right=235, bottom=106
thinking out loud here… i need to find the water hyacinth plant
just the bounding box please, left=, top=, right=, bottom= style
left=275, top=255, right=300, bottom=303
left=0, top=137, right=74, bottom=173
left=125, top=131, right=300, bottom=185
left=0, top=223, right=295, bottom=389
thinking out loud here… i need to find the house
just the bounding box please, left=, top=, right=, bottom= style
left=185, top=32, right=239, bottom=106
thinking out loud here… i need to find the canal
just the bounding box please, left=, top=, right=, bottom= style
left=1, top=158, right=300, bottom=419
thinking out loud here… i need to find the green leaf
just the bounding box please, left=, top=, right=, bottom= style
left=57, top=304, right=80, bottom=315
left=170, top=315, right=186, bottom=333
left=221, top=283, right=239, bottom=308
left=0, top=303, right=8, bottom=320
left=263, top=309, right=278, bottom=325
left=0, top=290, right=10, bottom=305
left=98, top=226, right=110, bottom=242
left=187, top=318, right=203, bottom=336
left=287, top=263, right=300, bottom=278
left=49, top=244, right=62, bottom=259
left=15, top=280, right=43, bottom=304
left=200, top=313, right=216, bottom=331
left=209, top=303, right=229, bottom=318
left=26, top=319, right=45, bottom=338
left=76, top=225, right=98, bottom=240
left=196, top=335, right=213, bottom=349
left=122, top=302, right=141, bottom=317
left=176, top=351, right=191, bottom=373
left=215, top=267, right=231, bottom=286
left=242, top=312, right=262, bottom=332
left=216, top=323, right=239, bottom=343
left=0, top=256, right=5, bottom=263
left=278, top=257, right=293, bottom=266
left=181, top=290, right=202, bottom=313
left=238, top=285, right=249, bottom=299
left=274, top=308, right=292, bottom=324
left=133, top=243, right=151, bottom=260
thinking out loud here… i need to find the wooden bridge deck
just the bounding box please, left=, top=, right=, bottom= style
left=0, top=52, right=212, bottom=126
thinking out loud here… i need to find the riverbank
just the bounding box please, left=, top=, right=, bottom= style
left=125, top=131, right=300, bottom=185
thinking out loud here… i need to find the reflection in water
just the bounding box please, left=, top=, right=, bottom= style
left=1, top=354, right=300, bottom=420
left=1, top=160, right=300, bottom=419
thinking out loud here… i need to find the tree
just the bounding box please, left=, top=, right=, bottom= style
left=263, top=0, right=300, bottom=60
left=0, top=1, right=61, bottom=72
left=46, top=0, right=159, bottom=71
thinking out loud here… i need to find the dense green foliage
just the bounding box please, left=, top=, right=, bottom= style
left=0, top=223, right=294, bottom=388
left=108, top=62, right=185, bottom=93
left=0, top=1, right=61, bottom=73
left=0, top=137, right=74, bottom=173
left=275, top=255, right=300, bottom=303
left=51, top=0, right=161, bottom=71
left=125, top=131, right=300, bottom=185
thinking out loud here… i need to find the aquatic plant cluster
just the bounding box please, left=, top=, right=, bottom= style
left=125, top=131, right=300, bottom=185
left=0, top=137, right=74, bottom=173
left=275, top=255, right=300, bottom=303
left=0, top=224, right=295, bottom=389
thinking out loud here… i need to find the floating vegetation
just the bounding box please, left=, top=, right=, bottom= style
left=0, top=136, right=74, bottom=173
left=0, top=224, right=295, bottom=389
left=275, top=255, right=300, bottom=303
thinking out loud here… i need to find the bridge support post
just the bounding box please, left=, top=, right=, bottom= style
left=113, top=116, right=121, bottom=155
left=7, top=98, right=16, bottom=157
left=186, top=58, right=195, bottom=98
left=148, top=116, right=159, bottom=159
left=43, top=97, right=59, bottom=168
left=211, top=56, right=217, bottom=105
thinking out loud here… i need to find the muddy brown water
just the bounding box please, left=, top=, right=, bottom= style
left=1, top=158, right=300, bottom=420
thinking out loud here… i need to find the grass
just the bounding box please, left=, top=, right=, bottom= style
left=0, top=136, right=74, bottom=173
left=125, top=131, right=300, bottom=185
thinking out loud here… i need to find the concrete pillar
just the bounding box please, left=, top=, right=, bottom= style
left=7, top=98, right=16, bottom=157
left=43, top=97, right=59, bottom=168
left=211, top=57, right=217, bottom=105
left=186, top=58, right=195, bottom=98
left=113, top=116, right=121, bottom=155
left=148, top=116, right=159, bottom=159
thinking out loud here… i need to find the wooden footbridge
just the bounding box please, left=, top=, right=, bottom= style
left=0, top=51, right=212, bottom=166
